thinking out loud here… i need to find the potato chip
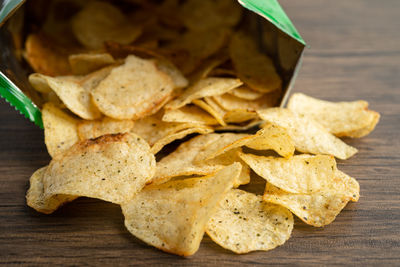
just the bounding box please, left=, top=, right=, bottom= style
left=26, top=133, right=155, bottom=214
left=92, top=55, right=175, bottom=120
left=206, top=189, right=293, bottom=254
left=188, top=55, right=229, bottom=83
left=212, top=90, right=281, bottom=111
left=162, top=105, right=219, bottom=125
left=29, top=73, right=52, bottom=93
left=263, top=183, right=351, bottom=227
left=207, top=68, right=237, bottom=78
left=287, top=93, right=380, bottom=138
left=180, top=0, right=242, bottom=31
left=25, top=33, right=71, bottom=76
left=230, top=32, right=281, bottom=93
left=223, top=109, right=258, bottom=124
left=214, top=120, right=261, bottom=132
left=193, top=99, right=226, bottom=126
left=69, top=53, right=115, bottom=75
left=131, top=112, right=213, bottom=154
left=42, top=102, right=80, bottom=157
left=77, top=117, right=134, bottom=140
left=71, top=1, right=142, bottom=49
left=227, top=86, right=264, bottom=100
left=30, top=67, right=112, bottom=120
left=165, top=78, right=242, bottom=110
left=121, top=163, right=241, bottom=256
left=257, top=108, right=358, bottom=160
left=245, top=124, right=295, bottom=158
left=239, top=153, right=336, bottom=194
left=26, top=167, right=77, bottom=214
left=155, top=58, right=188, bottom=89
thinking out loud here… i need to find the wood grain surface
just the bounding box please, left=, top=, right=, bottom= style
left=1, top=0, right=399, bottom=266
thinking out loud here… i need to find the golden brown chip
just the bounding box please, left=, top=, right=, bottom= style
left=206, top=189, right=293, bottom=254
left=223, top=109, right=258, bottom=124
left=92, top=55, right=175, bottom=120
left=257, top=108, right=358, bottom=160
left=77, top=117, right=134, bottom=140
left=26, top=133, right=155, bottom=214
left=212, top=90, right=281, bottom=111
left=165, top=78, right=242, bottom=110
left=227, top=86, right=264, bottom=100
left=131, top=112, right=213, bottom=154
left=287, top=93, right=380, bottom=138
left=42, top=102, right=80, bottom=157
left=69, top=53, right=115, bottom=75
left=162, top=105, right=219, bottom=125
left=180, top=0, right=242, bottom=31
left=71, top=1, right=142, bottom=49
left=30, top=67, right=112, bottom=120
left=240, top=153, right=336, bottom=194
left=193, top=99, right=226, bottom=126
left=121, top=163, right=241, bottom=256
left=230, top=32, right=281, bottom=93
left=25, top=33, right=71, bottom=76
left=263, top=183, right=351, bottom=227
left=155, top=58, right=189, bottom=89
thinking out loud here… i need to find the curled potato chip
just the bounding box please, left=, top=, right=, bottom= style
left=121, top=163, right=241, bottom=256
left=92, top=55, right=175, bottom=120
left=71, top=1, right=142, bottom=49
left=69, top=53, right=115, bottom=75
left=263, top=183, right=352, bottom=227
left=180, top=0, right=242, bottom=31
left=165, top=78, right=242, bottom=110
left=239, top=153, right=336, bottom=194
left=25, top=33, right=71, bottom=76
left=77, top=117, right=134, bottom=140
left=42, top=102, right=80, bottom=157
left=223, top=109, right=258, bottom=124
left=131, top=112, right=213, bottom=154
left=287, top=93, right=380, bottom=138
left=193, top=99, right=226, bottom=126
left=230, top=32, right=281, bottom=93
left=228, top=86, right=264, bottom=100
left=212, top=90, right=281, bottom=111
left=26, top=133, right=155, bottom=214
left=206, top=189, right=293, bottom=254
left=153, top=134, right=248, bottom=187
left=257, top=108, right=358, bottom=160
left=162, top=105, right=219, bottom=125
left=30, top=67, right=112, bottom=119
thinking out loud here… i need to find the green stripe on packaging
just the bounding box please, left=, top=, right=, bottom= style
left=0, top=72, right=43, bottom=128
left=239, top=0, right=305, bottom=45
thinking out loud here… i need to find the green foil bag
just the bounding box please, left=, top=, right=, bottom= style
left=0, top=0, right=305, bottom=129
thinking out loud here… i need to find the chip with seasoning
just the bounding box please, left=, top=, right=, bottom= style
left=77, top=117, right=134, bottom=140
left=206, top=189, right=293, bottom=254
left=121, top=163, right=240, bottom=256
left=26, top=133, right=155, bottom=214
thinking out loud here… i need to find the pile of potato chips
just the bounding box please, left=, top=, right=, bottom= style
left=23, top=0, right=380, bottom=256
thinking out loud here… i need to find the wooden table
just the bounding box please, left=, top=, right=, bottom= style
left=1, top=0, right=399, bottom=265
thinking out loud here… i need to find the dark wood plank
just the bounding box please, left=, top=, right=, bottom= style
left=1, top=0, right=400, bottom=265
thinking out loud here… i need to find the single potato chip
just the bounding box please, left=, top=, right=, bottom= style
left=193, top=99, right=226, bottom=126
left=77, top=117, right=134, bottom=140
left=131, top=112, right=213, bottom=154
left=223, top=109, right=258, bottom=124
left=24, top=33, right=71, bottom=77
left=228, top=86, right=264, bottom=100
left=92, top=55, right=175, bottom=120
left=71, top=1, right=142, bottom=49
left=206, top=189, right=293, bottom=254
left=162, top=105, right=219, bottom=125
left=165, top=78, right=242, bottom=110
left=180, top=0, right=242, bottom=31
left=42, top=102, right=80, bottom=157
left=121, top=163, right=241, bottom=256
left=263, top=183, right=351, bottom=227
left=69, top=53, right=115, bottom=75
left=212, top=90, right=281, bottom=111
left=30, top=67, right=112, bottom=119
left=257, top=108, right=358, bottom=160
left=230, top=32, right=281, bottom=93
left=26, top=133, right=155, bottom=214
left=239, top=153, right=336, bottom=194
left=287, top=93, right=380, bottom=138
